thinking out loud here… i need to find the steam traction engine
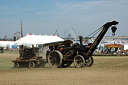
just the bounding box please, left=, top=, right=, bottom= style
left=45, top=21, right=119, bottom=68
left=12, top=45, right=44, bottom=68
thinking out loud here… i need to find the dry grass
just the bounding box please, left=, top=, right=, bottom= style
left=0, top=53, right=128, bottom=85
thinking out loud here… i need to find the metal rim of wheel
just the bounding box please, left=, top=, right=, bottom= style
left=48, top=50, right=63, bottom=68
left=74, top=55, right=85, bottom=68
left=85, top=56, right=94, bottom=67
left=14, top=62, right=19, bottom=68
left=29, top=62, right=36, bottom=68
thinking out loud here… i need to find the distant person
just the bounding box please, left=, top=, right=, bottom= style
left=19, top=45, right=23, bottom=59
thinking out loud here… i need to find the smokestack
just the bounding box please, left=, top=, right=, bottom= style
left=79, top=36, right=83, bottom=45
left=21, top=21, right=23, bottom=38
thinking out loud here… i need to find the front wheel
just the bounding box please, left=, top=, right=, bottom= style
left=85, top=56, right=94, bottom=67
left=74, top=55, right=85, bottom=68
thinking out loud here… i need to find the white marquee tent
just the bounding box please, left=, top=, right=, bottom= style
left=124, top=43, right=128, bottom=50
left=15, top=34, right=64, bottom=45
left=0, top=41, right=15, bottom=48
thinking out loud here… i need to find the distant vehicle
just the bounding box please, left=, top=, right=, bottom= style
left=0, top=47, right=4, bottom=53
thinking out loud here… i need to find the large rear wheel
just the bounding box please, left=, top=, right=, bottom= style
left=74, top=55, right=85, bottom=68
left=48, top=50, right=63, bottom=68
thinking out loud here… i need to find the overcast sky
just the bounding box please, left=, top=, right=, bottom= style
left=0, top=0, right=128, bottom=38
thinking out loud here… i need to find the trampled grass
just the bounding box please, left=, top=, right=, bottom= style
left=0, top=58, right=14, bottom=70
left=4, top=51, right=18, bottom=54
left=0, top=52, right=128, bottom=70
left=0, top=52, right=128, bottom=85
left=93, top=56, right=128, bottom=69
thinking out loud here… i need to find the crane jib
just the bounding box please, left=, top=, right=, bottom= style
left=86, top=21, right=119, bottom=56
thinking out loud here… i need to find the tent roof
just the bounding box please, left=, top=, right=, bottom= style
left=0, top=41, right=15, bottom=47
left=15, top=35, right=64, bottom=45
left=105, top=44, right=123, bottom=48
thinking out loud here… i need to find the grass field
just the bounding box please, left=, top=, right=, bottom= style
left=0, top=52, right=128, bottom=85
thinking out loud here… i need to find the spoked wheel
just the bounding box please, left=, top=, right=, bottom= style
left=48, top=50, right=63, bottom=68
left=61, top=61, right=72, bottom=68
left=74, top=55, right=85, bottom=68
left=14, top=62, right=20, bottom=68
left=29, top=62, right=36, bottom=68
left=85, top=56, right=94, bottom=67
